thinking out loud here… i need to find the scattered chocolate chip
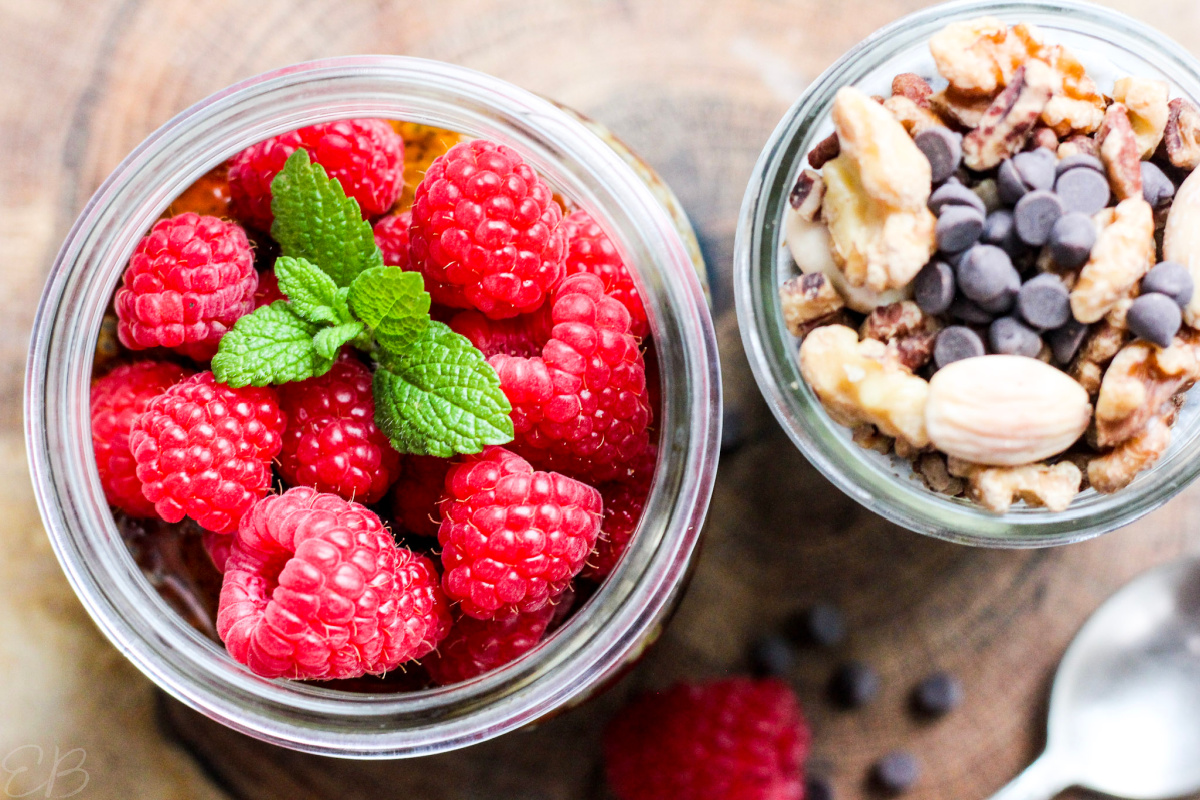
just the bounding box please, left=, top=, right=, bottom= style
left=983, top=209, right=1023, bottom=257
left=934, top=326, right=986, bottom=368
left=930, top=182, right=987, bottom=216
left=1055, top=166, right=1111, bottom=215
left=1056, top=152, right=1105, bottom=177
left=1048, top=212, right=1097, bottom=270
left=1014, top=190, right=1064, bottom=246
left=1048, top=319, right=1090, bottom=365
left=749, top=634, right=796, bottom=677
left=1141, top=161, right=1177, bottom=209
left=873, top=752, right=921, bottom=795
left=913, top=671, right=965, bottom=717
left=787, top=603, right=847, bottom=648
left=988, top=316, right=1042, bottom=357
left=805, top=775, right=836, bottom=800
left=1012, top=148, right=1057, bottom=192
left=830, top=661, right=880, bottom=709
left=949, top=296, right=995, bottom=325
left=1128, top=292, right=1182, bottom=347
left=957, top=245, right=1020, bottom=311
left=915, top=126, right=962, bottom=184
left=1143, top=261, right=1195, bottom=307
left=914, top=261, right=956, bottom=315
left=1018, top=273, right=1072, bottom=330
left=937, top=205, right=985, bottom=254
left=997, top=158, right=1030, bottom=206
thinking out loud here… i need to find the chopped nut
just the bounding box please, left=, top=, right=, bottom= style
left=798, top=325, right=930, bottom=448
left=1089, top=402, right=1176, bottom=493
left=929, top=17, right=1024, bottom=97
left=833, top=87, right=932, bottom=210
left=789, top=169, right=826, bottom=222
left=861, top=300, right=942, bottom=372
left=1070, top=321, right=1128, bottom=395
left=1026, top=125, right=1060, bottom=152
left=948, top=458, right=1082, bottom=513
left=1164, top=98, right=1200, bottom=171
left=962, top=61, right=1056, bottom=170
left=853, top=424, right=894, bottom=455
left=892, top=73, right=933, bottom=107
left=779, top=273, right=845, bottom=336
left=1057, top=134, right=1100, bottom=159
left=1163, top=168, right=1200, bottom=327
left=931, top=87, right=997, bottom=130
left=1097, top=104, right=1145, bottom=201
left=915, top=452, right=966, bottom=495
left=808, top=131, right=841, bottom=169
left=1113, top=77, right=1170, bottom=158
left=884, top=95, right=945, bottom=136
left=894, top=437, right=925, bottom=461
left=1094, top=332, right=1200, bottom=448
left=1070, top=198, right=1155, bottom=323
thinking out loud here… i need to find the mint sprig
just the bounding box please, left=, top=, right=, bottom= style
left=212, top=148, right=514, bottom=457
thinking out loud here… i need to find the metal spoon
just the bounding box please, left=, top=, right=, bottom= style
left=989, top=556, right=1200, bottom=800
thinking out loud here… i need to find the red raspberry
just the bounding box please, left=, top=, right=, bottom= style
left=115, top=213, right=258, bottom=361
left=438, top=447, right=602, bottom=619
left=408, top=139, right=567, bottom=319
left=216, top=487, right=451, bottom=679
left=374, top=210, right=412, bottom=269
left=584, top=444, right=656, bottom=580
left=228, top=119, right=405, bottom=231
left=128, top=372, right=285, bottom=534
left=277, top=356, right=401, bottom=505
left=489, top=272, right=653, bottom=484
left=562, top=210, right=650, bottom=339
left=424, top=604, right=555, bottom=685
left=605, top=678, right=811, bottom=800
left=390, top=455, right=451, bottom=539
left=253, top=268, right=286, bottom=308
left=448, top=307, right=551, bottom=359
left=91, top=361, right=194, bottom=517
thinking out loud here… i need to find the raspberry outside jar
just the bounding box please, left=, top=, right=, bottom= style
left=25, top=57, right=719, bottom=757
left=734, top=0, right=1200, bottom=547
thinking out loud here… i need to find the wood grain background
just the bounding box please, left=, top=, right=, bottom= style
left=5, top=1, right=1200, bottom=799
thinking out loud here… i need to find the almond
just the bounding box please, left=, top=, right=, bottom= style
left=1163, top=168, right=1200, bottom=327
left=926, top=355, right=1092, bottom=466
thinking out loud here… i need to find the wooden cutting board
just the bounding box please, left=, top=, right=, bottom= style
left=10, top=1, right=1200, bottom=798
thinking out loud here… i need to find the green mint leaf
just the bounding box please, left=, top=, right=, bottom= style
left=274, top=256, right=341, bottom=325
left=211, top=302, right=334, bottom=387
left=372, top=322, right=514, bottom=457
left=313, top=321, right=365, bottom=361
left=348, top=267, right=431, bottom=353
left=270, top=149, right=383, bottom=287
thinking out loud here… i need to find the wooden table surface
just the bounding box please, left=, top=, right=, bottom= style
left=6, top=2, right=1200, bottom=799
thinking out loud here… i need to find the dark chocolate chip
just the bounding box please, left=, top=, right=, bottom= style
left=829, top=661, right=880, bottom=709
left=749, top=634, right=795, bottom=677
left=997, top=158, right=1030, bottom=206
left=805, top=776, right=835, bottom=800
left=914, top=126, right=962, bottom=184
left=1142, top=161, right=1176, bottom=209
left=934, top=326, right=985, bottom=369
left=873, top=752, right=920, bottom=795
left=949, top=296, right=995, bottom=325
left=1055, top=166, right=1112, bottom=215
left=1048, top=319, right=1089, bottom=365
left=989, top=316, right=1043, bottom=357
left=1143, top=261, right=1195, bottom=307
left=1048, top=212, right=1097, bottom=270
left=937, top=205, right=985, bottom=254
left=958, top=244, right=1020, bottom=310
left=1014, top=190, right=1064, bottom=246
left=1128, top=292, right=1183, bottom=347
left=914, top=260, right=956, bottom=315
left=786, top=603, right=846, bottom=648
left=983, top=209, right=1017, bottom=247
left=1017, top=273, right=1072, bottom=330
left=913, top=671, right=965, bottom=718
left=930, top=182, right=987, bottom=216
left=1012, top=149, right=1057, bottom=192
left=1056, top=153, right=1105, bottom=177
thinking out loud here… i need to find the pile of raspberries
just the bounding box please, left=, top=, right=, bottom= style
left=91, top=119, right=659, bottom=685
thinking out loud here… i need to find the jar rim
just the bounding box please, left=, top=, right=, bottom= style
left=26, top=55, right=720, bottom=756
left=733, top=0, right=1200, bottom=547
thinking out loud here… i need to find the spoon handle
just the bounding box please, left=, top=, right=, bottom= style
left=986, top=753, right=1074, bottom=800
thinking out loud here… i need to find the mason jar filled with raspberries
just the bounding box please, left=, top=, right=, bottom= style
left=736, top=0, right=1200, bottom=546
left=27, top=57, right=719, bottom=756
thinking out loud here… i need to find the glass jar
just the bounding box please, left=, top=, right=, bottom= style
left=734, top=0, right=1200, bottom=547
left=25, top=56, right=720, bottom=757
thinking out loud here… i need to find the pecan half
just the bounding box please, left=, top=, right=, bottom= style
left=962, top=61, right=1056, bottom=170
left=947, top=458, right=1082, bottom=513
left=1097, top=104, right=1145, bottom=201
left=1165, top=97, right=1200, bottom=171
left=1094, top=332, right=1200, bottom=448
left=1070, top=198, right=1155, bottom=323
left=1089, top=402, right=1176, bottom=493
